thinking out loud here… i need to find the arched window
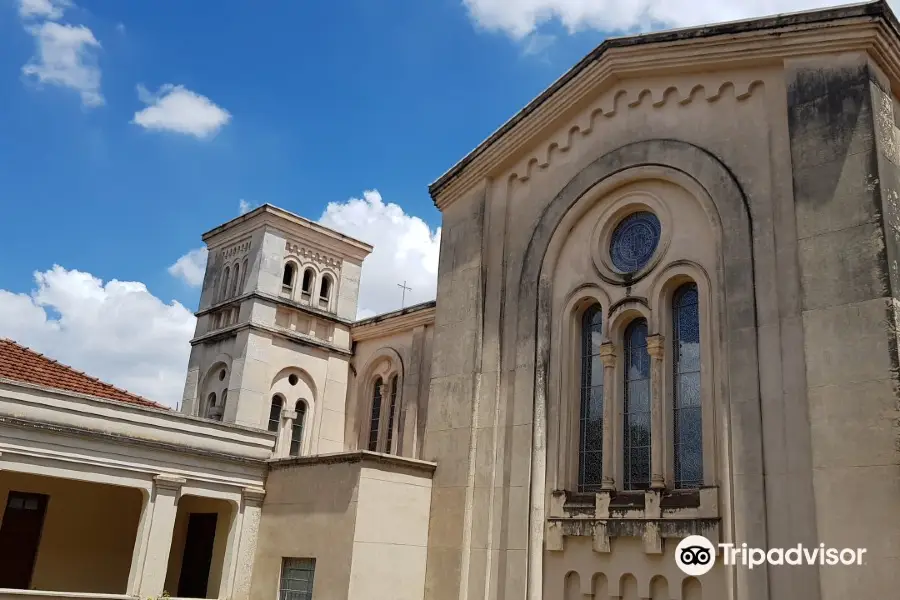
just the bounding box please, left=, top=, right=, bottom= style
left=623, top=318, right=651, bottom=491
left=386, top=375, right=399, bottom=454
left=673, top=283, right=702, bottom=489
left=217, top=390, right=227, bottom=421
left=282, top=263, right=295, bottom=294
left=290, top=401, right=306, bottom=456
left=205, top=392, right=217, bottom=418
left=301, top=268, right=315, bottom=299
left=268, top=395, right=283, bottom=432
left=319, top=275, right=333, bottom=307
left=578, top=304, right=604, bottom=492
left=231, top=262, right=241, bottom=297
left=221, top=266, right=231, bottom=302
left=367, top=378, right=383, bottom=451
left=241, top=258, right=248, bottom=291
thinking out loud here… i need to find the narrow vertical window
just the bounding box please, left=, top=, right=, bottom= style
left=241, top=258, right=249, bottom=291
left=673, top=283, right=702, bottom=489
left=205, top=392, right=217, bottom=419
left=386, top=375, right=399, bottom=454
left=319, top=275, right=331, bottom=309
left=282, top=263, right=295, bottom=294
left=269, top=395, right=283, bottom=432
left=624, top=318, right=651, bottom=491
left=578, top=304, right=604, bottom=492
left=290, top=401, right=306, bottom=456
left=368, top=378, right=383, bottom=451
left=279, top=558, right=316, bottom=600
left=232, top=263, right=241, bottom=297
left=301, top=268, right=314, bottom=298
left=221, top=266, right=231, bottom=302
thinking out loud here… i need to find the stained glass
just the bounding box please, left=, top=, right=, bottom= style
left=673, top=283, right=703, bottom=488
left=368, top=378, right=382, bottom=451
left=610, top=212, right=662, bottom=273
left=578, top=304, right=604, bottom=492
left=624, top=318, right=651, bottom=491
left=386, top=375, right=399, bottom=453
left=290, top=401, right=306, bottom=457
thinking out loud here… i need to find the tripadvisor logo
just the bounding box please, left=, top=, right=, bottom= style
left=675, top=536, right=868, bottom=576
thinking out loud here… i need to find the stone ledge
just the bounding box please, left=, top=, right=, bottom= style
left=546, top=516, right=720, bottom=554
left=268, top=450, right=437, bottom=475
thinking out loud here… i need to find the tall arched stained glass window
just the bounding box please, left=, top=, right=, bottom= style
left=386, top=375, right=399, bottom=454
left=290, top=401, right=306, bottom=457
left=368, top=378, right=383, bottom=451
left=578, top=305, right=604, bottom=492
left=624, top=318, right=651, bottom=490
left=673, top=283, right=702, bottom=488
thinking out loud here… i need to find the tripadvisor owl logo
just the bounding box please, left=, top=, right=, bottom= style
left=675, top=535, right=716, bottom=576
left=675, top=535, right=869, bottom=575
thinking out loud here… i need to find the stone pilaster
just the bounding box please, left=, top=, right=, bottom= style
left=646, top=334, right=665, bottom=490
left=137, top=474, right=185, bottom=597
left=599, top=342, right=617, bottom=490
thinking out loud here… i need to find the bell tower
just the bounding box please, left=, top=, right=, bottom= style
left=180, top=205, right=372, bottom=454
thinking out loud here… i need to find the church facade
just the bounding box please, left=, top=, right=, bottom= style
left=0, top=2, right=899, bottom=600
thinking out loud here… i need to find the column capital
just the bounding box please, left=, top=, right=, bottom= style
left=646, top=334, right=665, bottom=358
left=242, top=486, right=266, bottom=506
left=281, top=408, right=298, bottom=420
left=153, top=474, right=186, bottom=493
left=599, top=342, right=617, bottom=366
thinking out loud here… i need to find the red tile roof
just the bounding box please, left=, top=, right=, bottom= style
left=0, top=338, right=165, bottom=409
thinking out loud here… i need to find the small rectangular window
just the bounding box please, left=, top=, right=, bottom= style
left=279, top=558, right=316, bottom=600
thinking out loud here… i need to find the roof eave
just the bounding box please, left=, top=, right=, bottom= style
left=428, top=0, right=899, bottom=205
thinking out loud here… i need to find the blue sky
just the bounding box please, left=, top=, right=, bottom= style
left=0, top=0, right=838, bottom=405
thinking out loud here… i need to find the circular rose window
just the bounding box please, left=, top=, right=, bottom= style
left=609, top=211, right=662, bottom=274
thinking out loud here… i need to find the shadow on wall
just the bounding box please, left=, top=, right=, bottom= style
left=563, top=570, right=702, bottom=599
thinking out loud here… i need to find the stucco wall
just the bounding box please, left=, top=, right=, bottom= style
left=349, top=321, right=434, bottom=458
left=251, top=454, right=434, bottom=600
left=164, top=495, right=234, bottom=598
left=251, top=460, right=360, bottom=600
left=0, top=471, right=143, bottom=594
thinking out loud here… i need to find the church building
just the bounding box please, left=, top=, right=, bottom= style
left=0, top=2, right=899, bottom=599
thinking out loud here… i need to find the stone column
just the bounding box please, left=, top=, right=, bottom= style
left=277, top=407, right=297, bottom=457
left=599, top=342, right=617, bottom=490
left=137, top=474, right=185, bottom=597
left=226, top=487, right=266, bottom=600
left=646, top=334, right=665, bottom=490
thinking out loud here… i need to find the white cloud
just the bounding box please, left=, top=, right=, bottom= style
left=318, top=190, right=440, bottom=318
left=462, top=0, right=856, bottom=39
left=239, top=199, right=253, bottom=214
left=168, top=248, right=208, bottom=287
left=19, top=0, right=71, bottom=20
left=0, top=266, right=196, bottom=408
left=133, top=84, right=231, bottom=139
left=22, top=21, right=103, bottom=107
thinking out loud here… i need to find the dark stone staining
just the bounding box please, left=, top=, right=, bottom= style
left=660, top=489, right=701, bottom=509
left=788, top=63, right=894, bottom=311
left=787, top=64, right=877, bottom=207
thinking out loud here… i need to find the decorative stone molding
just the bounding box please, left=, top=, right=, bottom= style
left=285, top=241, right=341, bottom=269
left=242, top=486, right=266, bottom=507
left=509, top=77, right=764, bottom=184
left=153, top=474, right=186, bottom=493
left=430, top=3, right=900, bottom=209
left=546, top=487, right=720, bottom=555
left=222, top=239, right=252, bottom=261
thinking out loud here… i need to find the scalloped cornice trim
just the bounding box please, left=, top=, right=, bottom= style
left=510, top=78, right=763, bottom=183
left=430, top=8, right=900, bottom=210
